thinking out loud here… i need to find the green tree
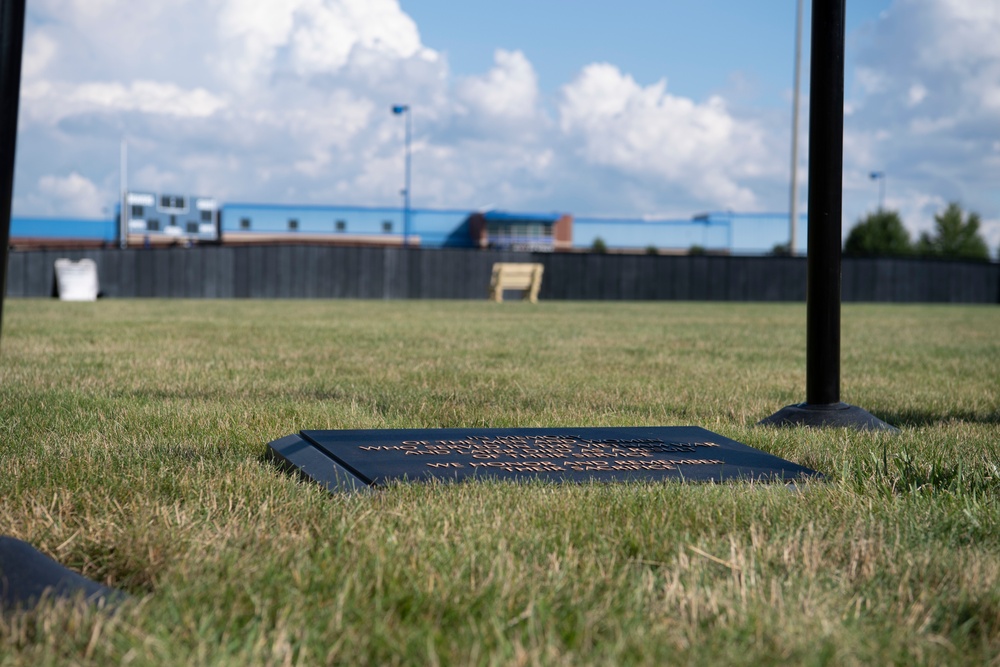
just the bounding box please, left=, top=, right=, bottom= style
left=590, top=237, right=608, bottom=254
left=916, top=202, right=990, bottom=260
left=844, top=209, right=911, bottom=256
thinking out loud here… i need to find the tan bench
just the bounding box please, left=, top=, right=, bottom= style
left=489, top=262, right=544, bottom=303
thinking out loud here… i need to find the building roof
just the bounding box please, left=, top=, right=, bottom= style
left=480, top=210, right=563, bottom=225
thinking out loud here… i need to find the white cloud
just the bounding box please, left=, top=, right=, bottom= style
left=214, top=0, right=297, bottom=90
left=37, top=172, right=105, bottom=217
left=17, top=0, right=776, bottom=219
left=558, top=63, right=771, bottom=209
left=843, top=0, right=1000, bottom=252
left=22, top=81, right=226, bottom=125
left=456, top=50, right=539, bottom=122
left=287, top=0, right=428, bottom=75
left=854, top=67, right=887, bottom=96
left=914, top=0, right=1000, bottom=66
left=213, top=0, right=431, bottom=91
left=979, top=218, right=1000, bottom=255
left=907, top=82, right=928, bottom=107
left=21, top=32, right=57, bottom=80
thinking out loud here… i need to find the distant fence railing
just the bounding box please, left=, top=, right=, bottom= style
left=5, top=246, right=999, bottom=303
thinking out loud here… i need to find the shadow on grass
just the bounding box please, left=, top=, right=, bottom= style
left=876, top=409, right=1000, bottom=428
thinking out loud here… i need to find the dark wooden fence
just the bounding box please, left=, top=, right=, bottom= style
left=5, top=245, right=999, bottom=303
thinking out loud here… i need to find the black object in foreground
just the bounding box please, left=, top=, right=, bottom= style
left=0, top=536, right=127, bottom=612
left=760, top=0, right=896, bottom=432
left=269, top=427, right=820, bottom=492
left=0, top=0, right=27, bottom=341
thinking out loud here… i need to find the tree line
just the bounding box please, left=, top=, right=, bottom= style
left=844, top=202, right=992, bottom=260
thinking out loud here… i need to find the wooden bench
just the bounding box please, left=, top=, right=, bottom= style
left=489, top=262, right=544, bottom=303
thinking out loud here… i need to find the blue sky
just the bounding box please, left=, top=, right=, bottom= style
left=12, top=0, right=1000, bottom=254
left=405, top=0, right=884, bottom=104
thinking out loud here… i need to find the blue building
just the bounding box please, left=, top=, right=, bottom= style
left=9, top=216, right=118, bottom=248
left=10, top=191, right=797, bottom=254
left=218, top=203, right=578, bottom=252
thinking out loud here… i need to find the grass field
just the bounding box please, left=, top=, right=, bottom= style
left=0, top=299, right=998, bottom=665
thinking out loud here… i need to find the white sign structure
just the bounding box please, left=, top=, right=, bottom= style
left=54, top=259, right=99, bottom=301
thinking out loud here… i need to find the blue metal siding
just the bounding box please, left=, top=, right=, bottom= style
left=11, top=216, right=117, bottom=242
left=411, top=210, right=474, bottom=247
left=221, top=203, right=401, bottom=235
left=219, top=203, right=473, bottom=247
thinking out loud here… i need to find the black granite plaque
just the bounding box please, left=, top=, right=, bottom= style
left=0, top=536, right=127, bottom=611
left=269, top=427, right=819, bottom=491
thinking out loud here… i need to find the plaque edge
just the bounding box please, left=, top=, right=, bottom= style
left=268, top=433, right=372, bottom=493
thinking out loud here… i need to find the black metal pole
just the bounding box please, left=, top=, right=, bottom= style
left=759, top=0, right=896, bottom=431
left=0, top=0, right=26, bottom=343
left=805, top=0, right=844, bottom=406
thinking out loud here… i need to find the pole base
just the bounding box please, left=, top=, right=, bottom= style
left=759, top=402, right=898, bottom=432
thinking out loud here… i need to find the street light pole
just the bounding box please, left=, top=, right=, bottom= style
left=788, top=0, right=804, bottom=256
left=391, top=104, right=411, bottom=247
left=120, top=138, right=128, bottom=248
left=869, top=171, right=885, bottom=211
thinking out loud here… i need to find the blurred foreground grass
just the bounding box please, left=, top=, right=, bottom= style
left=0, top=299, right=997, bottom=665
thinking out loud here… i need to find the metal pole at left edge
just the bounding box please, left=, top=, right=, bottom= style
left=0, top=0, right=27, bottom=346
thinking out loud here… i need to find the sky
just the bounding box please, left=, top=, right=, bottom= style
left=12, top=0, right=1000, bottom=254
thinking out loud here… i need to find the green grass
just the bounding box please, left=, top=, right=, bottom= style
left=0, top=299, right=998, bottom=665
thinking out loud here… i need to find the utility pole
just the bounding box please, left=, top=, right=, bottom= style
left=788, top=0, right=804, bottom=256
left=391, top=104, right=411, bottom=247
left=120, top=138, right=128, bottom=248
